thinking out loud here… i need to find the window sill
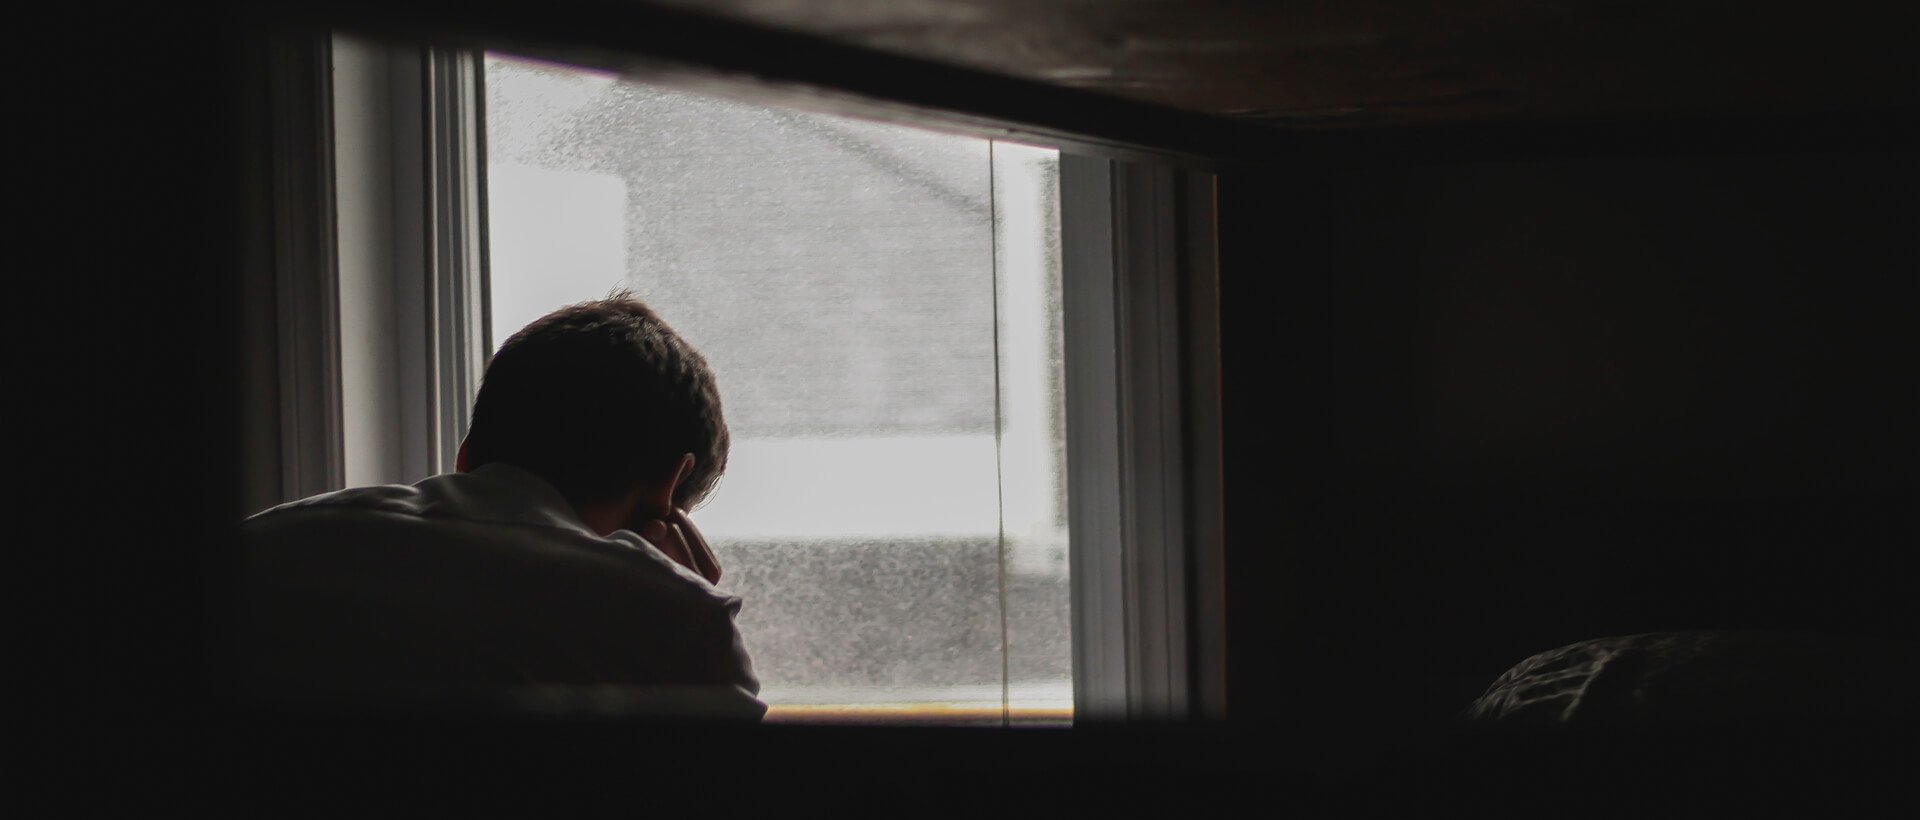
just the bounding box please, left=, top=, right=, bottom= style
left=763, top=704, right=1073, bottom=727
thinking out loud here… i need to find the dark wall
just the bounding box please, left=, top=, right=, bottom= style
left=1218, top=145, right=1917, bottom=730
left=24, top=5, right=249, bottom=726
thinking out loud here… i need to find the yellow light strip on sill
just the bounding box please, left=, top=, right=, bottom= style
left=763, top=703, right=1073, bottom=724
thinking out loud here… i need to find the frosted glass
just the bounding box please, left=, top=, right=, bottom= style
left=484, top=54, right=1070, bottom=724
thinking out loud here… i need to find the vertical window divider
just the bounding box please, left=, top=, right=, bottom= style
left=987, top=141, right=1014, bottom=729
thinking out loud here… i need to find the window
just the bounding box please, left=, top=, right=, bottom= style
left=483, top=53, right=1071, bottom=724
left=263, top=33, right=1226, bottom=724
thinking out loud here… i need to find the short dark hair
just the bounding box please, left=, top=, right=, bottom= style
left=463, top=292, right=728, bottom=510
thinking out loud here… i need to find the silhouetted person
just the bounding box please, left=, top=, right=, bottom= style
left=227, top=293, right=761, bottom=719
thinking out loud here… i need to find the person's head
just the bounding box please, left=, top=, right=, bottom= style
left=458, top=291, right=728, bottom=519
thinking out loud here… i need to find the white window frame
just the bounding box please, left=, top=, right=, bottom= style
left=257, top=32, right=1226, bottom=723
left=1062, top=157, right=1227, bottom=721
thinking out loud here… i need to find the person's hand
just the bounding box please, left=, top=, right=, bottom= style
left=637, top=508, right=722, bottom=585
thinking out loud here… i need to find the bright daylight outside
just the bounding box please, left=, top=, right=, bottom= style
left=483, top=54, right=1072, bottom=724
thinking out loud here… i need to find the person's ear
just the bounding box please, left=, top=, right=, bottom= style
left=663, top=453, right=695, bottom=510
left=456, top=438, right=470, bottom=472
left=629, top=454, right=695, bottom=525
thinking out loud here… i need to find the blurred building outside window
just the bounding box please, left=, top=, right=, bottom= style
left=484, top=54, right=1072, bottom=724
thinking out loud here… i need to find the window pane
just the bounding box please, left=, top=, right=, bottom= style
left=484, top=54, right=1070, bottom=724
left=993, top=142, right=1072, bottom=722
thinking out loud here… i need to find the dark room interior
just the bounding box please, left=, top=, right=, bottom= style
left=23, top=0, right=1916, bottom=813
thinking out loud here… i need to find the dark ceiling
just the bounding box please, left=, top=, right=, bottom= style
left=638, top=0, right=1916, bottom=129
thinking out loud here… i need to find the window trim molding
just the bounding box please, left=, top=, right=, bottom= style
left=422, top=47, right=492, bottom=474
left=266, top=29, right=345, bottom=503
left=1179, top=170, right=1228, bottom=722
left=326, top=34, right=487, bottom=488
left=1062, top=155, right=1226, bottom=722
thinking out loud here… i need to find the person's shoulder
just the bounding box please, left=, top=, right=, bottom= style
left=243, top=482, right=430, bottom=526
